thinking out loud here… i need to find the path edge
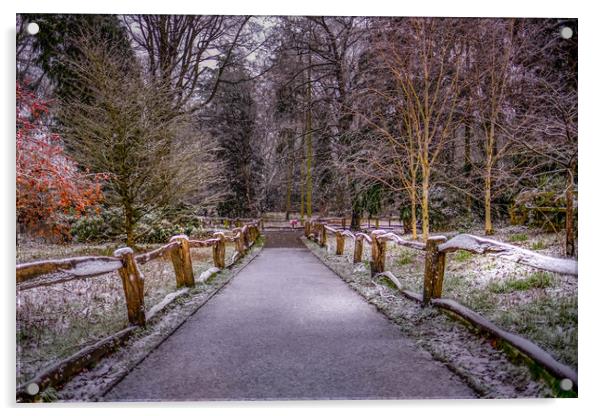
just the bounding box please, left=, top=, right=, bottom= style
left=94, top=241, right=265, bottom=401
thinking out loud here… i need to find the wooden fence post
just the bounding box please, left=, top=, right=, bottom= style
left=243, top=226, right=251, bottom=248
left=342, top=217, right=346, bottom=229
left=212, top=232, right=226, bottom=269
left=353, top=236, right=363, bottom=263
left=319, top=223, right=327, bottom=247
left=114, top=247, right=145, bottom=326
left=422, top=236, right=447, bottom=305
left=375, top=218, right=380, bottom=229
left=370, top=231, right=386, bottom=276
left=304, top=221, right=310, bottom=238
left=335, top=231, right=345, bottom=255
left=235, top=229, right=247, bottom=257
left=169, top=235, right=195, bottom=288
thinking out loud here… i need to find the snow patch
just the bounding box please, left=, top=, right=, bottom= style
left=146, top=288, right=189, bottom=321
left=196, top=267, right=220, bottom=284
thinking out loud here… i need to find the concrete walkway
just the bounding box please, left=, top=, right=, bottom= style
left=104, top=231, right=474, bottom=401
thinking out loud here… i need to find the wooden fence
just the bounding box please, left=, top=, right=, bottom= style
left=16, top=220, right=261, bottom=400
left=198, top=214, right=402, bottom=231
left=305, top=219, right=578, bottom=391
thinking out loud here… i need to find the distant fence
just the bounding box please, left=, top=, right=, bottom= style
left=305, top=219, right=578, bottom=391
left=16, top=220, right=261, bottom=400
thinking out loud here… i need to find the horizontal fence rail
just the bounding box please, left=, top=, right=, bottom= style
left=16, top=220, right=261, bottom=400
left=305, top=219, right=578, bottom=391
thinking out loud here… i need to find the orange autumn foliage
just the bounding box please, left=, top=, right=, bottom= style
left=16, top=82, right=105, bottom=240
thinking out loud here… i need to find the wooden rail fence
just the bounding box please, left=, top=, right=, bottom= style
left=306, top=220, right=578, bottom=391
left=16, top=220, right=261, bottom=400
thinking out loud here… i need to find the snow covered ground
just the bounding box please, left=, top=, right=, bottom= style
left=313, top=225, right=577, bottom=397
left=16, top=239, right=236, bottom=386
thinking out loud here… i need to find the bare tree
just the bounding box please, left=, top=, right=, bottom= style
left=377, top=18, right=464, bottom=241
left=60, top=36, right=223, bottom=246
left=123, top=15, right=250, bottom=114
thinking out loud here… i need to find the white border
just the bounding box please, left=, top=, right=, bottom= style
left=2, top=1, right=600, bottom=415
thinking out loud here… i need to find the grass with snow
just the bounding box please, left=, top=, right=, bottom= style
left=324, top=225, right=577, bottom=372
left=16, top=239, right=236, bottom=385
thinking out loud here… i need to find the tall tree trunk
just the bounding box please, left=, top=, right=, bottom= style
left=565, top=167, right=575, bottom=257
left=410, top=186, right=418, bottom=240
left=284, top=131, right=293, bottom=220
left=351, top=203, right=361, bottom=231
left=484, top=166, right=493, bottom=235
left=484, top=127, right=495, bottom=235
left=305, top=53, right=313, bottom=218
left=464, top=118, right=472, bottom=213
left=421, top=168, right=430, bottom=242
left=124, top=200, right=135, bottom=248
left=300, top=134, right=305, bottom=220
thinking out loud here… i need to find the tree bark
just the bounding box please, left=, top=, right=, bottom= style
left=484, top=125, right=495, bottom=235
left=410, top=187, right=418, bottom=240
left=305, top=52, right=313, bottom=218
left=484, top=164, right=494, bottom=235
left=124, top=201, right=136, bottom=248
left=565, top=168, right=575, bottom=257
left=464, top=118, right=472, bottom=213
left=350, top=204, right=361, bottom=231
left=421, top=169, right=430, bottom=242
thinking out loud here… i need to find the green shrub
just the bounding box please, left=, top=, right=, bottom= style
left=70, top=207, right=124, bottom=242
left=70, top=215, right=106, bottom=242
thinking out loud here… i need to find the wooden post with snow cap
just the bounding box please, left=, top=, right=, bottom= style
left=319, top=223, right=327, bottom=247
left=423, top=235, right=447, bottom=305
left=353, top=235, right=363, bottom=263
left=370, top=231, right=386, bottom=276
left=114, top=247, right=145, bottom=326
left=169, top=235, right=195, bottom=288
left=335, top=231, right=345, bottom=255
left=212, top=232, right=226, bottom=269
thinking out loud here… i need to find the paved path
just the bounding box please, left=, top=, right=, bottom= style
left=105, top=231, right=474, bottom=401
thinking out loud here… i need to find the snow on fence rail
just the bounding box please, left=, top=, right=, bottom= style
left=306, top=219, right=578, bottom=390
left=15, top=220, right=261, bottom=401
